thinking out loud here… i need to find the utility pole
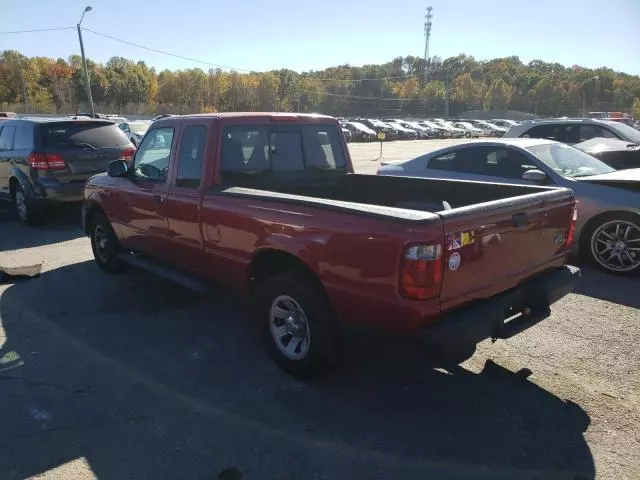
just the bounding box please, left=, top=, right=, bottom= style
left=20, top=70, right=29, bottom=113
left=423, top=4, right=433, bottom=86
left=77, top=6, right=95, bottom=117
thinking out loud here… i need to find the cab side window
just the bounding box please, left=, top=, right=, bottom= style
left=176, top=125, right=206, bottom=188
left=132, top=127, right=174, bottom=182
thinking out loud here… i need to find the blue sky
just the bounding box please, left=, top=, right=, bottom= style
left=2, top=0, right=639, bottom=74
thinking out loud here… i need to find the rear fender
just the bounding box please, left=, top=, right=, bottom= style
left=8, top=167, right=36, bottom=199
left=253, top=235, right=322, bottom=276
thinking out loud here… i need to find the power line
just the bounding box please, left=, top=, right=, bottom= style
left=0, top=26, right=74, bottom=35
left=82, top=28, right=455, bottom=85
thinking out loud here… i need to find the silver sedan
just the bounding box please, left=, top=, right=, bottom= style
left=378, top=138, right=640, bottom=275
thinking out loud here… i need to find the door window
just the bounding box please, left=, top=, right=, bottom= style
left=132, top=127, right=175, bottom=182
left=579, top=124, right=619, bottom=141
left=0, top=126, right=15, bottom=151
left=481, top=147, right=538, bottom=179
left=426, top=151, right=458, bottom=171
left=175, top=125, right=206, bottom=188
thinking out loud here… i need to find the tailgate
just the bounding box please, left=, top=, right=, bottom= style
left=438, top=188, right=575, bottom=309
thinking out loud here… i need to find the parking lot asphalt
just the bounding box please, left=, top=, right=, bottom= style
left=1, top=139, right=639, bottom=480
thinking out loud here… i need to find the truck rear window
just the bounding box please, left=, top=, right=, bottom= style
left=40, top=122, right=130, bottom=149
left=221, top=124, right=346, bottom=180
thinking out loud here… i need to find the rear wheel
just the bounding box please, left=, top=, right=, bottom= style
left=90, top=212, right=125, bottom=274
left=256, top=271, right=339, bottom=379
left=464, top=131, right=472, bottom=138
left=11, top=182, right=40, bottom=225
left=583, top=213, right=640, bottom=275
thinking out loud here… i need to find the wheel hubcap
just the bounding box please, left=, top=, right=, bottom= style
left=14, top=191, right=27, bottom=220
left=591, top=220, right=640, bottom=272
left=93, top=225, right=109, bottom=262
left=269, top=295, right=311, bottom=360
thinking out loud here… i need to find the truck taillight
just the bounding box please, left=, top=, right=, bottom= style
left=399, top=244, right=443, bottom=301
left=28, top=153, right=66, bottom=170
left=566, top=205, right=578, bottom=249
left=121, top=147, right=136, bottom=161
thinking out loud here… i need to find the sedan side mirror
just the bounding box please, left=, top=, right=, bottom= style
left=107, top=159, right=129, bottom=178
left=522, top=169, right=547, bottom=183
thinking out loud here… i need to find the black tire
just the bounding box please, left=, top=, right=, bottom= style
left=90, top=212, right=125, bottom=274
left=11, top=182, right=41, bottom=225
left=580, top=212, right=640, bottom=276
left=465, top=131, right=472, bottom=138
left=255, top=271, right=340, bottom=379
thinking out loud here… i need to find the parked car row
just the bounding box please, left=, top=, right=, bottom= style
left=336, top=117, right=516, bottom=141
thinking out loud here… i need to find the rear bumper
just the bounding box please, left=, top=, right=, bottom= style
left=420, top=265, right=581, bottom=348
left=33, top=179, right=85, bottom=203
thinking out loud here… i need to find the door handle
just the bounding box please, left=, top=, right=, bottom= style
left=512, top=212, right=529, bottom=228
left=152, top=195, right=163, bottom=206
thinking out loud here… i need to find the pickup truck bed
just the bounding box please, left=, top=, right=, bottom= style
left=83, top=112, right=579, bottom=378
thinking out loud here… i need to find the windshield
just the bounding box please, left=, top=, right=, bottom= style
left=130, top=122, right=149, bottom=134
left=526, top=143, right=615, bottom=178
left=607, top=122, right=640, bottom=143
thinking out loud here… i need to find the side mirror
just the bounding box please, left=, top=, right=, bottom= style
left=522, top=169, right=547, bottom=183
left=107, top=159, right=129, bottom=178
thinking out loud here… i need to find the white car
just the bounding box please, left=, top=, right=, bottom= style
left=470, top=120, right=507, bottom=137
left=491, top=119, right=520, bottom=128
left=398, top=121, right=434, bottom=139
left=434, top=120, right=466, bottom=138
left=118, top=121, right=151, bottom=147
left=452, top=122, right=483, bottom=138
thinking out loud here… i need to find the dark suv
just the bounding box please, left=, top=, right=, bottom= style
left=0, top=118, right=135, bottom=224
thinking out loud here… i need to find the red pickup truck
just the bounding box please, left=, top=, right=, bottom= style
left=82, top=113, right=580, bottom=378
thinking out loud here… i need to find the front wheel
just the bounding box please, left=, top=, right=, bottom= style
left=256, top=271, right=339, bottom=379
left=584, top=214, right=640, bottom=275
left=464, top=131, right=472, bottom=138
left=90, top=212, right=125, bottom=274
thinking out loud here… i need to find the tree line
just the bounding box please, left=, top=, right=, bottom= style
left=1, top=49, right=639, bottom=118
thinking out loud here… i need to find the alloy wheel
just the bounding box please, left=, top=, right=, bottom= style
left=591, top=220, right=640, bottom=273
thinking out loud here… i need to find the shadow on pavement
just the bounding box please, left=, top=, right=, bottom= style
left=572, top=265, right=640, bottom=309
left=0, top=204, right=84, bottom=250
left=0, top=260, right=595, bottom=480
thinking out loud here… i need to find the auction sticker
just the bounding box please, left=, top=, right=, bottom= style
left=448, top=252, right=461, bottom=271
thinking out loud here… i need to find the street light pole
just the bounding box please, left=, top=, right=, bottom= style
left=77, top=6, right=95, bottom=117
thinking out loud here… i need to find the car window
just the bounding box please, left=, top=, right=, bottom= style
left=132, top=127, right=174, bottom=182
left=13, top=127, right=33, bottom=150
left=480, top=147, right=538, bottom=179
left=40, top=122, right=130, bottom=148
left=579, top=124, right=619, bottom=141
left=522, top=124, right=557, bottom=140
left=0, top=126, right=15, bottom=150
left=427, top=151, right=458, bottom=171
left=220, top=124, right=346, bottom=182
left=176, top=125, right=206, bottom=188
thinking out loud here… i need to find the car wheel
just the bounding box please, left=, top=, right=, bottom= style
left=90, top=212, right=125, bottom=274
left=465, top=131, right=472, bottom=138
left=584, top=213, right=640, bottom=275
left=11, top=182, right=40, bottom=225
left=256, top=271, right=340, bottom=379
